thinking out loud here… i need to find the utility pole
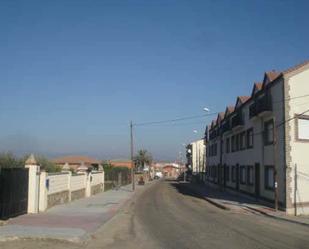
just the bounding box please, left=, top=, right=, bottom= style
left=130, top=121, right=135, bottom=191
left=273, top=117, right=279, bottom=211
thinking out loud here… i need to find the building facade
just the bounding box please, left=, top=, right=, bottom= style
left=187, top=139, right=206, bottom=179
left=205, top=61, right=309, bottom=215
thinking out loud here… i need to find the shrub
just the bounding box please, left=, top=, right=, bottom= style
left=36, top=156, right=62, bottom=173
left=0, top=152, right=24, bottom=169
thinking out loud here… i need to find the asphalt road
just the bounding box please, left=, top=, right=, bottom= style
left=2, top=180, right=309, bottom=249
left=133, top=180, right=309, bottom=249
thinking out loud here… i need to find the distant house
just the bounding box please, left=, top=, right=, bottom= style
left=109, top=160, right=133, bottom=169
left=162, top=164, right=180, bottom=178
left=52, top=155, right=102, bottom=172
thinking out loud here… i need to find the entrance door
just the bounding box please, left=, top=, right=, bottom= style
left=0, top=168, right=29, bottom=220
left=255, top=163, right=260, bottom=198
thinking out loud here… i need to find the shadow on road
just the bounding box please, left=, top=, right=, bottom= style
left=168, top=180, right=274, bottom=210
left=169, top=181, right=205, bottom=200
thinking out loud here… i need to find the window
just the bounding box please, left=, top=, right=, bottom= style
left=231, top=136, right=235, bottom=152
left=235, top=134, right=240, bottom=151
left=247, top=128, right=254, bottom=148
left=231, top=166, right=236, bottom=182
left=264, top=119, right=274, bottom=145
left=209, top=145, right=212, bottom=157
left=264, top=166, right=274, bottom=190
left=214, top=143, right=217, bottom=156
left=226, top=138, right=230, bottom=153
left=213, top=166, right=217, bottom=178
left=297, top=115, right=309, bottom=140
left=240, top=132, right=246, bottom=150
left=240, top=166, right=246, bottom=184
left=225, top=165, right=230, bottom=182
left=247, top=166, right=253, bottom=185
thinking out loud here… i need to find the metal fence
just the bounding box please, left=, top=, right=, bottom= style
left=104, top=168, right=131, bottom=191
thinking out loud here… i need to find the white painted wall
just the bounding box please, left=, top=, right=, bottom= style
left=47, top=173, right=70, bottom=194
left=190, top=139, right=206, bottom=174
left=71, top=173, right=87, bottom=191
left=285, top=65, right=309, bottom=212
left=91, top=172, right=104, bottom=186
left=206, top=78, right=286, bottom=203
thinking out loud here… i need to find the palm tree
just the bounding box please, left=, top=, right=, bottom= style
left=133, top=150, right=153, bottom=172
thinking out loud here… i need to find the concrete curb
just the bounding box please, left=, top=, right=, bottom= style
left=243, top=205, right=309, bottom=228
left=203, top=196, right=231, bottom=211
left=184, top=184, right=231, bottom=211
left=185, top=183, right=309, bottom=228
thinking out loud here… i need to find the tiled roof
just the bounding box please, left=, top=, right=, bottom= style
left=254, top=82, right=263, bottom=90
left=238, top=96, right=250, bottom=103
left=53, top=155, right=100, bottom=165
left=219, top=112, right=225, bottom=119
left=283, top=60, right=309, bottom=75
left=265, top=71, right=281, bottom=82
left=227, top=106, right=235, bottom=113
left=206, top=59, right=308, bottom=132
left=109, top=160, right=132, bottom=168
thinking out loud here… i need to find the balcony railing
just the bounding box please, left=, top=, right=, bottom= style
left=249, top=94, right=272, bottom=119
left=209, top=129, right=218, bottom=140
left=231, top=113, right=243, bottom=128
left=221, top=121, right=230, bottom=133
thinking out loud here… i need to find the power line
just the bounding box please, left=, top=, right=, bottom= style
left=133, top=93, right=309, bottom=128
left=134, top=112, right=219, bottom=127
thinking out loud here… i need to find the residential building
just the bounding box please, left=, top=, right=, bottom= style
left=53, top=155, right=102, bottom=172
left=205, top=60, right=309, bottom=215
left=187, top=139, right=206, bottom=180
left=162, top=164, right=180, bottom=178
left=109, top=160, right=133, bottom=169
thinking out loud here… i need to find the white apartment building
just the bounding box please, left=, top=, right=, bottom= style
left=205, top=60, right=309, bottom=215
left=187, top=139, right=206, bottom=178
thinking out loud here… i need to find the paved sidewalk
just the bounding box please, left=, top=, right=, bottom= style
left=0, top=183, right=142, bottom=242
left=184, top=182, right=309, bottom=227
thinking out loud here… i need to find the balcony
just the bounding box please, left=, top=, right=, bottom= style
left=221, top=121, right=230, bottom=134
left=231, top=113, right=244, bottom=129
left=249, top=94, right=272, bottom=119
left=209, top=129, right=218, bottom=140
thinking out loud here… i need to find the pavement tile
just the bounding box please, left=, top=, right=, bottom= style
left=0, top=183, right=141, bottom=242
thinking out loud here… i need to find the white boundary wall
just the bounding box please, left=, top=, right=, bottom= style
left=28, top=169, right=104, bottom=213
left=91, top=172, right=104, bottom=186
left=71, top=173, right=87, bottom=191
left=47, top=173, right=69, bottom=194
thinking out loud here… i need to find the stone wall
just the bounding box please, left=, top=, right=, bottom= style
left=91, top=183, right=103, bottom=195
left=47, top=190, right=69, bottom=209
left=104, top=181, right=114, bottom=192
left=71, top=188, right=86, bottom=201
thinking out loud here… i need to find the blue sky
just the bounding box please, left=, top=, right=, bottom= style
left=0, top=0, right=308, bottom=160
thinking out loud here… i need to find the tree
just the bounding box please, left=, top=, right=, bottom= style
left=0, top=152, right=23, bottom=169
left=133, top=150, right=153, bottom=172
left=101, top=161, right=114, bottom=173
left=36, top=156, right=62, bottom=173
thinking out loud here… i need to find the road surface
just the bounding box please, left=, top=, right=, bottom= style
left=2, top=180, right=309, bottom=249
